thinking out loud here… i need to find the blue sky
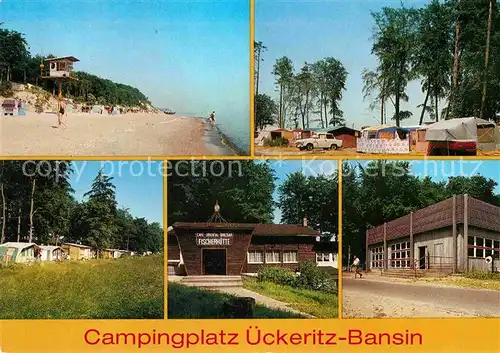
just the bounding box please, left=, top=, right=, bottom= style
left=267, top=159, right=338, bottom=222
left=348, top=160, right=500, bottom=194
left=256, top=0, right=431, bottom=129
left=69, top=161, right=163, bottom=224
left=0, top=0, right=249, bottom=118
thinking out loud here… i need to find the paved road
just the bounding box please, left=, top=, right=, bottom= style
left=343, top=278, right=500, bottom=317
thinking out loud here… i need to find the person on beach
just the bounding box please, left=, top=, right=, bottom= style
left=57, top=99, right=67, bottom=128
left=352, top=256, right=363, bottom=278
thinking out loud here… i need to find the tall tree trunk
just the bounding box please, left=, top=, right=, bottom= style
left=480, top=0, right=495, bottom=119
left=319, top=93, right=324, bottom=128
left=279, top=85, right=284, bottom=128
left=17, top=208, right=21, bottom=242
left=449, top=0, right=462, bottom=120
left=419, top=84, right=431, bottom=125
left=380, top=96, right=385, bottom=125
left=29, top=178, right=36, bottom=243
left=255, top=47, right=261, bottom=97
left=435, top=91, right=439, bottom=122
left=1, top=184, right=5, bottom=244
left=324, top=100, right=328, bottom=127
left=305, top=90, right=310, bottom=129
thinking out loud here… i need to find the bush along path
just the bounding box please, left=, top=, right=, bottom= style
left=241, top=262, right=339, bottom=318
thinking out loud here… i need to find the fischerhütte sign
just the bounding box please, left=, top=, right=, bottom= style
left=195, top=232, right=233, bottom=246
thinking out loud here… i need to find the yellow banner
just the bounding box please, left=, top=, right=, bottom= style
left=1, top=319, right=499, bottom=352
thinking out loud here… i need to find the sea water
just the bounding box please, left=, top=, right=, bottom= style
left=173, top=111, right=250, bottom=155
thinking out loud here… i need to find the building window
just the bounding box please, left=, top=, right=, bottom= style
left=316, top=253, right=330, bottom=262
left=371, top=246, right=384, bottom=268
left=468, top=236, right=499, bottom=258
left=283, top=251, right=298, bottom=263
left=247, top=250, right=263, bottom=264
left=389, top=241, right=410, bottom=268
left=265, top=251, right=280, bottom=264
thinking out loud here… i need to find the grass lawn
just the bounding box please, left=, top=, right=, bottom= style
left=243, top=279, right=338, bottom=318
left=167, top=282, right=305, bottom=319
left=418, top=273, right=500, bottom=291
left=0, top=255, right=164, bottom=319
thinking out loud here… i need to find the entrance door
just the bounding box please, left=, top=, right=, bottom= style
left=202, top=249, right=227, bottom=275
left=418, top=246, right=427, bottom=269
left=434, top=243, right=443, bottom=268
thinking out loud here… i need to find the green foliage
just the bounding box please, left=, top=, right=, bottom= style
left=268, top=55, right=348, bottom=130
left=371, top=5, right=420, bottom=127
left=0, top=29, right=30, bottom=82
left=167, top=160, right=275, bottom=224
left=168, top=282, right=304, bottom=319
left=0, top=81, right=12, bottom=96
left=0, top=255, right=164, bottom=319
left=255, top=93, right=277, bottom=130
left=296, top=260, right=337, bottom=292
left=244, top=279, right=338, bottom=318
left=278, top=171, right=338, bottom=235
left=256, top=262, right=337, bottom=294
left=263, top=137, right=288, bottom=147
left=0, top=27, right=150, bottom=107
left=257, top=266, right=297, bottom=286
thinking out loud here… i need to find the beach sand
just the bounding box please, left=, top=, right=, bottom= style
left=0, top=112, right=234, bottom=156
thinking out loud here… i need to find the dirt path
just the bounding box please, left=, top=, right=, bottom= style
left=216, top=287, right=315, bottom=318
left=0, top=113, right=218, bottom=156
left=343, top=277, right=500, bottom=318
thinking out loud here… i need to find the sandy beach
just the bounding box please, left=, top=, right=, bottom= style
left=0, top=112, right=234, bottom=156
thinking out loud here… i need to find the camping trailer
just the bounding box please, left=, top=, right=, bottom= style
left=0, top=242, right=38, bottom=263
left=424, top=117, right=500, bottom=155
left=61, top=243, right=92, bottom=260
left=39, top=245, right=63, bottom=262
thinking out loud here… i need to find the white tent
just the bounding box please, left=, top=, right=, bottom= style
left=255, top=126, right=280, bottom=146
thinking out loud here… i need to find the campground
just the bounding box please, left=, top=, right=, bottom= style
left=255, top=146, right=500, bottom=156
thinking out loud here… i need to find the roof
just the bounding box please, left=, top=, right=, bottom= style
left=327, top=126, right=360, bottom=133
left=361, top=125, right=395, bottom=132
left=0, top=242, right=36, bottom=251
left=173, top=222, right=256, bottom=231
left=253, top=224, right=320, bottom=236
left=39, top=245, right=61, bottom=251
left=61, top=242, right=91, bottom=249
left=172, top=222, right=320, bottom=236
left=367, top=195, right=500, bottom=245
left=45, top=56, right=80, bottom=62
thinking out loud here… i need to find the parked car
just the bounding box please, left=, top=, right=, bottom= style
left=295, top=133, right=343, bottom=151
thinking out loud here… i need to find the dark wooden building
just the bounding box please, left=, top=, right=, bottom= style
left=167, top=221, right=337, bottom=276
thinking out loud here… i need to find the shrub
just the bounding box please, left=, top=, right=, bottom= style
left=0, top=81, right=13, bottom=97
left=257, top=266, right=296, bottom=286
left=263, top=137, right=289, bottom=147
left=296, top=260, right=337, bottom=293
